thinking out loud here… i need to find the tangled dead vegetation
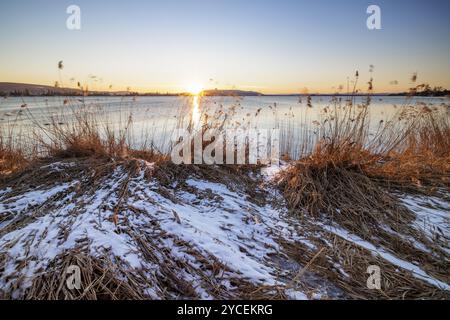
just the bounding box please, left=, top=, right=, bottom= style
left=276, top=104, right=450, bottom=299
left=0, top=96, right=449, bottom=300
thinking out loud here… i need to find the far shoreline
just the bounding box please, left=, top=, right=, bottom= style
left=2, top=94, right=449, bottom=98
left=1, top=82, right=449, bottom=98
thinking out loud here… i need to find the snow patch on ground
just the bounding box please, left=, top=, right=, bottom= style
left=322, top=223, right=450, bottom=290
left=2, top=160, right=447, bottom=299
left=401, top=195, right=449, bottom=243
left=130, top=174, right=314, bottom=292
left=0, top=163, right=316, bottom=299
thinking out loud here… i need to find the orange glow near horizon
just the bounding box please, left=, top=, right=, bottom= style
left=186, top=83, right=204, bottom=95
left=1, top=75, right=449, bottom=95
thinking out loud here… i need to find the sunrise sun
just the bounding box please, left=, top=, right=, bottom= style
left=186, top=83, right=204, bottom=95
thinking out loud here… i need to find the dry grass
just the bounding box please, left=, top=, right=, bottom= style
left=276, top=98, right=450, bottom=299
left=0, top=89, right=449, bottom=300
left=18, top=247, right=287, bottom=300
left=281, top=235, right=449, bottom=300
left=368, top=107, right=450, bottom=190
left=0, top=125, right=29, bottom=175
left=22, top=250, right=149, bottom=300
left=0, top=144, right=27, bottom=176
left=36, top=107, right=134, bottom=159
left=0, top=158, right=287, bottom=300
left=279, top=101, right=450, bottom=216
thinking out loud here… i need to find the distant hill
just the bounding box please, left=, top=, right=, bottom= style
left=0, top=82, right=263, bottom=96
left=0, top=82, right=83, bottom=96
left=2, top=82, right=447, bottom=97
left=0, top=83, right=264, bottom=97
left=0, top=82, right=135, bottom=96
left=201, top=89, right=262, bottom=96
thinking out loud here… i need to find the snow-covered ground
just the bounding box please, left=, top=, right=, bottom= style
left=0, top=160, right=448, bottom=299
left=0, top=161, right=331, bottom=299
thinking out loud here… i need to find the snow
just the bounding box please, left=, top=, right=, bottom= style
left=130, top=175, right=311, bottom=287
left=1, top=160, right=448, bottom=299
left=401, top=194, right=450, bottom=242
left=0, top=162, right=314, bottom=299
left=0, top=183, right=73, bottom=215
left=322, top=223, right=450, bottom=291
left=260, top=161, right=289, bottom=181
left=0, top=167, right=148, bottom=297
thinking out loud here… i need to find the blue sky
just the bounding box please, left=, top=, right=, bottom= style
left=0, top=0, right=449, bottom=93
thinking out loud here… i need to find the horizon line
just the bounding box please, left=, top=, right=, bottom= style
left=1, top=81, right=448, bottom=97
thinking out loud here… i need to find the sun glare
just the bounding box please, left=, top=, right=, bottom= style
left=187, top=83, right=204, bottom=95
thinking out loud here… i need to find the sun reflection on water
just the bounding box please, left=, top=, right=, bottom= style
left=191, top=95, right=201, bottom=128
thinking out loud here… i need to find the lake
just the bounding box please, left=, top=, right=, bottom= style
left=1, top=95, right=448, bottom=158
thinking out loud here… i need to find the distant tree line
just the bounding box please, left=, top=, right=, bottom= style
left=413, top=85, right=450, bottom=97
left=1, top=89, right=83, bottom=97
left=389, top=85, right=450, bottom=97
left=0, top=90, right=183, bottom=97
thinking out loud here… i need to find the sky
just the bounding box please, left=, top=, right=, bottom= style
left=0, top=0, right=449, bottom=94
